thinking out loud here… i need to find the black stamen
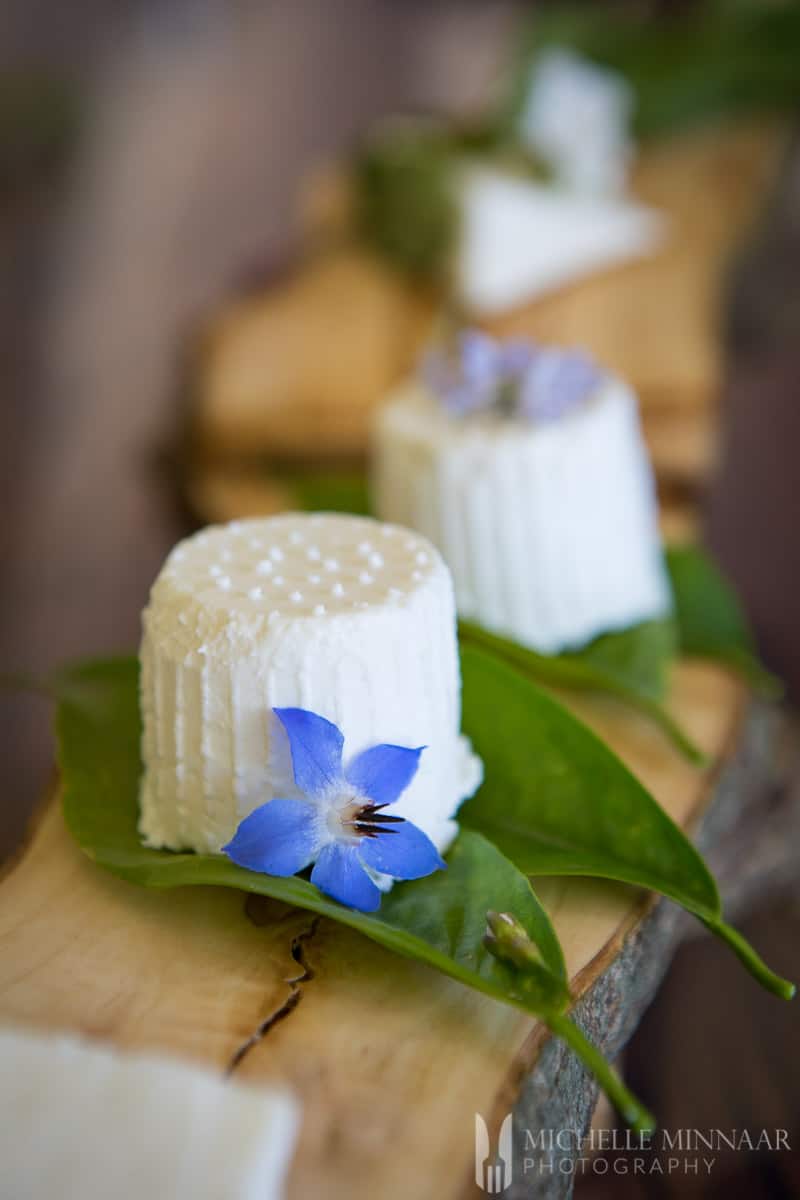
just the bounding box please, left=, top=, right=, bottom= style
left=347, top=802, right=406, bottom=840
left=354, top=822, right=399, bottom=838
left=357, top=804, right=404, bottom=823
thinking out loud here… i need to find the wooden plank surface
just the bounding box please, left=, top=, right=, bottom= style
left=0, top=661, right=744, bottom=1200
left=0, top=109, right=776, bottom=1200
left=1, top=20, right=796, bottom=1196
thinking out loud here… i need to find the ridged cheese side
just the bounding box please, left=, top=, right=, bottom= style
left=139, top=514, right=482, bottom=854
left=372, top=380, right=671, bottom=654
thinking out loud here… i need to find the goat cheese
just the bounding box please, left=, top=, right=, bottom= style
left=0, top=1026, right=300, bottom=1200
left=139, top=514, right=481, bottom=855
left=372, top=367, right=671, bottom=655
left=456, top=165, right=664, bottom=315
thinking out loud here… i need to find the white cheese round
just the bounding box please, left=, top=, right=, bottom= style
left=139, top=513, right=482, bottom=856
left=372, top=377, right=671, bottom=654
left=0, top=1027, right=300, bottom=1200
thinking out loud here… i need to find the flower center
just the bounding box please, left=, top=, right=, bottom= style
left=329, top=795, right=404, bottom=843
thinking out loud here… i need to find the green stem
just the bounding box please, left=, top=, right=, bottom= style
left=629, top=695, right=707, bottom=766
left=548, top=1012, right=656, bottom=1134
left=716, top=648, right=783, bottom=700
left=703, top=917, right=796, bottom=1001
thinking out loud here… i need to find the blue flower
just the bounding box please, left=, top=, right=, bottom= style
left=517, top=347, right=604, bottom=423
left=423, top=329, right=603, bottom=424
left=222, top=708, right=446, bottom=912
left=423, top=331, right=497, bottom=416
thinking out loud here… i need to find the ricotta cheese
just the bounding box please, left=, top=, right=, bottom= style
left=139, top=513, right=482, bottom=855
left=0, top=1025, right=300, bottom=1200
left=456, top=165, right=664, bottom=315
left=372, top=373, right=671, bottom=655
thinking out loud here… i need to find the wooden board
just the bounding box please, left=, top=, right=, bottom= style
left=0, top=660, right=747, bottom=1200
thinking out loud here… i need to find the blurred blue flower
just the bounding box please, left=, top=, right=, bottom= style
left=517, top=348, right=604, bottom=423
left=423, top=330, right=604, bottom=423
left=222, top=708, right=445, bottom=912
left=423, top=330, right=502, bottom=415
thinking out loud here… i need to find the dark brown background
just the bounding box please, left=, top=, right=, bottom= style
left=1, top=3, right=798, bottom=1196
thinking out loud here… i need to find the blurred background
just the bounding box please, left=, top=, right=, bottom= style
left=1, top=2, right=799, bottom=1195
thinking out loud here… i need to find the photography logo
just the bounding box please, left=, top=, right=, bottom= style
left=475, top=1113, right=513, bottom=1194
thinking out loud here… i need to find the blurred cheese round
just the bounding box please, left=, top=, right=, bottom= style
left=372, top=376, right=671, bottom=655
left=0, top=1026, right=300, bottom=1200
left=139, top=513, right=482, bottom=855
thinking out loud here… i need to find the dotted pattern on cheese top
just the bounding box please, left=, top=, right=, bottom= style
left=162, top=514, right=440, bottom=620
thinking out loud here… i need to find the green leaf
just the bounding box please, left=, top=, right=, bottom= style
left=352, top=121, right=459, bottom=282
left=459, top=643, right=717, bottom=908
left=55, top=649, right=792, bottom=1138
left=459, top=617, right=705, bottom=764
left=667, top=545, right=780, bottom=695
left=56, top=658, right=567, bottom=1010
left=56, top=656, right=656, bottom=1129
left=458, top=643, right=793, bottom=1000
left=501, top=2, right=800, bottom=141
left=268, top=466, right=371, bottom=517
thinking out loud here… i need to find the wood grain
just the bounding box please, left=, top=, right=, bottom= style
left=0, top=661, right=748, bottom=1200
left=193, top=249, right=436, bottom=462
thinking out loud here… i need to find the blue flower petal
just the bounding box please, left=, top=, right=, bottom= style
left=311, top=842, right=382, bottom=912
left=345, top=744, right=424, bottom=807
left=499, top=338, right=537, bottom=377
left=358, top=820, right=447, bottom=880
left=274, top=707, right=345, bottom=799
left=222, top=798, right=322, bottom=876
left=460, top=329, right=502, bottom=387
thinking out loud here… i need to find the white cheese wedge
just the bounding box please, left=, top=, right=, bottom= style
left=455, top=165, right=664, bottom=315
left=372, top=378, right=671, bottom=655
left=0, top=1025, right=300, bottom=1200
left=139, top=513, right=481, bottom=855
